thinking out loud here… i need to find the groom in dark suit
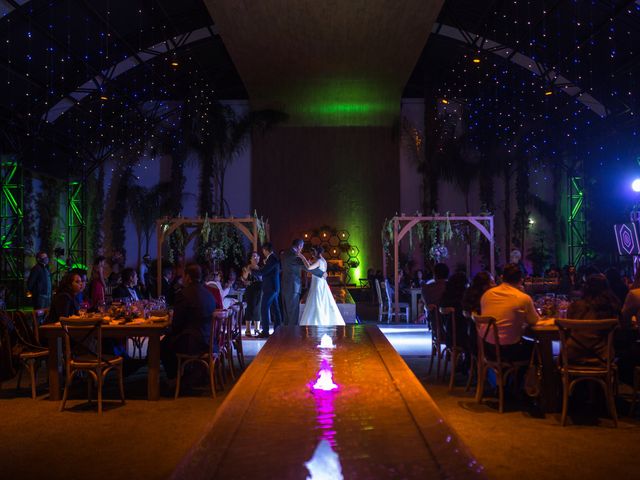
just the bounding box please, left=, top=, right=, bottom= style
left=257, top=242, right=282, bottom=338
left=281, top=239, right=305, bottom=325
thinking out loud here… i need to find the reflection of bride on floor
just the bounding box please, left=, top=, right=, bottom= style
left=298, top=246, right=345, bottom=326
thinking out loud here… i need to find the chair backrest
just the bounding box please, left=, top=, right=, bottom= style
left=427, top=304, right=441, bottom=341
left=439, top=306, right=457, bottom=348
left=31, top=308, right=49, bottom=343
left=206, top=285, right=225, bottom=309
left=555, top=318, right=618, bottom=371
left=383, top=280, right=393, bottom=307
left=471, top=313, right=501, bottom=365
left=13, top=311, right=40, bottom=349
left=374, top=279, right=384, bottom=306
left=59, top=317, right=103, bottom=368
left=212, top=309, right=231, bottom=353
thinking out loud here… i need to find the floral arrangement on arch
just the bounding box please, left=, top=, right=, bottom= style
left=429, top=244, right=449, bottom=263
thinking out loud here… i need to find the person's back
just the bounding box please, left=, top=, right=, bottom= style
left=173, top=281, right=217, bottom=346
left=566, top=274, right=620, bottom=366
left=480, top=264, right=539, bottom=346
left=421, top=262, right=449, bottom=306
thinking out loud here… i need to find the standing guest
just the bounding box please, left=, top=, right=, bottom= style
left=462, top=271, right=495, bottom=314
left=241, top=252, right=262, bottom=335
left=604, top=267, right=628, bottom=306
left=108, top=250, right=125, bottom=287
left=48, top=271, right=84, bottom=324
left=480, top=263, right=540, bottom=361
left=89, top=256, right=107, bottom=309
left=138, top=254, right=152, bottom=297
left=112, top=268, right=142, bottom=302
left=422, top=262, right=449, bottom=307
left=160, top=264, right=217, bottom=385
left=159, top=264, right=175, bottom=306
left=281, top=239, right=305, bottom=326
left=257, top=242, right=281, bottom=338
left=566, top=274, right=620, bottom=365
left=27, top=251, right=52, bottom=309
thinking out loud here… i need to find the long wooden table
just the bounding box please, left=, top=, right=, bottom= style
left=39, top=319, right=169, bottom=401
left=172, top=325, right=485, bottom=479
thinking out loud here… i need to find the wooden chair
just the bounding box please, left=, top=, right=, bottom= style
left=555, top=318, right=619, bottom=427
left=462, top=310, right=478, bottom=392
left=13, top=311, right=48, bottom=399
left=381, top=279, right=410, bottom=323
left=630, top=365, right=640, bottom=417
left=427, top=304, right=444, bottom=379
left=59, top=317, right=125, bottom=414
left=218, top=308, right=237, bottom=382
left=472, top=313, right=530, bottom=413
left=31, top=308, right=49, bottom=343
left=175, top=310, right=225, bottom=399
left=439, top=307, right=470, bottom=391
left=231, top=303, right=246, bottom=371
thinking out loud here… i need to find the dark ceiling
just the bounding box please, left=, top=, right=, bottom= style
left=1, top=0, right=639, bottom=177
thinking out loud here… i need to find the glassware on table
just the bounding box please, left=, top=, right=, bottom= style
left=78, top=307, right=87, bottom=317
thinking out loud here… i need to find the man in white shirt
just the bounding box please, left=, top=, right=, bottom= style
left=480, top=263, right=540, bottom=361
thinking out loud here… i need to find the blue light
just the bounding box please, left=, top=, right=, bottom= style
left=632, top=179, right=640, bottom=192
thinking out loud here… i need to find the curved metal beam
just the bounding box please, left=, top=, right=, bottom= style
left=432, top=23, right=609, bottom=118
left=43, top=22, right=609, bottom=123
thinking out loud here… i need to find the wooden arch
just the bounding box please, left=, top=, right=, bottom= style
left=384, top=215, right=495, bottom=321
left=155, top=216, right=265, bottom=296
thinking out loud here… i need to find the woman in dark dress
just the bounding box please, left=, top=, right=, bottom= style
left=241, top=252, right=262, bottom=336
left=47, top=271, right=84, bottom=324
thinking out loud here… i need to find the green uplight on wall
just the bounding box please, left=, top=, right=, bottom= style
left=275, top=78, right=398, bottom=127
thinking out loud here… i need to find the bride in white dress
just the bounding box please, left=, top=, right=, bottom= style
left=298, top=246, right=345, bottom=326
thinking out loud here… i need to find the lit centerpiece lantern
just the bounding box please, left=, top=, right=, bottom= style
left=317, top=334, right=335, bottom=349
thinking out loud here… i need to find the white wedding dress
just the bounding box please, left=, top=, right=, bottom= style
left=299, top=258, right=345, bottom=326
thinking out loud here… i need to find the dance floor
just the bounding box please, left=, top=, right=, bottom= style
left=172, top=325, right=484, bottom=479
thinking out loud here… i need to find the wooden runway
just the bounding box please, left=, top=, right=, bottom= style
left=172, top=325, right=485, bottom=479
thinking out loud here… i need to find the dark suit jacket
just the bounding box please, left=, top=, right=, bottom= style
left=421, top=280, right=448, bottom=307
left=112, top=284, right=143, bottom=302
left=27, top=264, right=51, bottom=305
left=170, top=283, right=217, bottom=348
left=258, top=253, right=281, bottom=294
left=281, top=249, right=304, bottom=294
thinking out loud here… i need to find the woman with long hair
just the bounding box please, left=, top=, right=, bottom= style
left=48, top=271, right=84, bottom=324
left=89, top=255, right=107, bottom=309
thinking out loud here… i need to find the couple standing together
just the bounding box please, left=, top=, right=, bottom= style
left=257, top=239, right=345, bottom=337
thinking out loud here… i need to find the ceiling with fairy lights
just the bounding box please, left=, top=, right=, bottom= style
left=1, top=0, right=640, bottom=177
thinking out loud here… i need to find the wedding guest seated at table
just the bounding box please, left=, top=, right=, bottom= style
left=604, top=267, right=628, bottom=306
left=47, top=271, right=84, bottom=324
left=566, top=273, right=620, bottom=365
left=112, top=268, right=142, bottom=302
left=440, top=271, right=470, bottom=348
left=422, top=262, right=449, bottom=306
left=480, top=263, right=540, bottom=361
left=160, top=264, right=217, bottom=387
left=411, top=269, right=426, bottom=288
left=462, top=271, right=495, bottom=314
left=70, top=268, right=89, bottom=307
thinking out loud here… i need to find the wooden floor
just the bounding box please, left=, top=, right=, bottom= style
left=172, top=325, right=484, bottom=479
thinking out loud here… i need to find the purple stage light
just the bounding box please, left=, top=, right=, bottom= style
left=632, top=179, right=640, bottom=192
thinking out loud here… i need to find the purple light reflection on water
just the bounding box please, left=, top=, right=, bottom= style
left=305, top=334, right=343, bottom=479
